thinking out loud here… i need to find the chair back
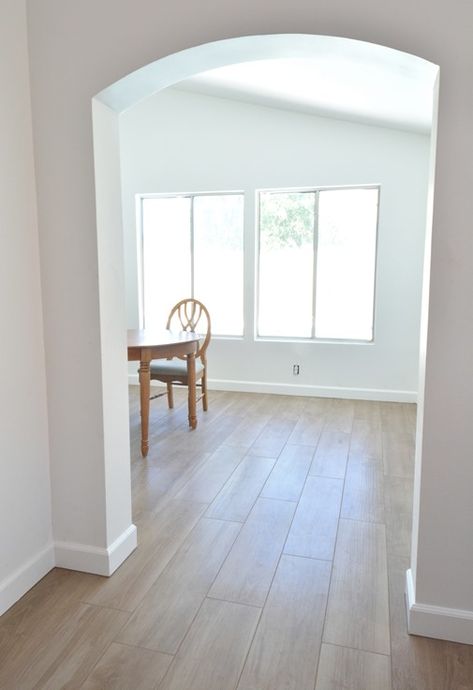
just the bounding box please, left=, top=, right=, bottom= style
left=166, top=299, right=211, bottom=359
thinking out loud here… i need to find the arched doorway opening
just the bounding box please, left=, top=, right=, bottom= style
left=92, top=34, right=443, bottom=642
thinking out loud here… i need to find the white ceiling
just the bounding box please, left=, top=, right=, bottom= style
left=176, top=45, right=438, bottom=134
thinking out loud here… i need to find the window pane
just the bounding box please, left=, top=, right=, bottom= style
left=315, top=188, right=378, bottom=340
left=142, top=197, right=191, bottom=329
left=193, top=194, right=244, bottom=336
left=258, top=192, right=314, bottom=338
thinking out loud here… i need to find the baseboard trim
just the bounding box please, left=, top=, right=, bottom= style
left=128, top=374, right=417, bottom=403
left=209, top=378, right=417, bottom=402
left=55, top=523, right=137, bottom=577
left=406, top=568, right=473, bottom=644
left=0, top=543, right=55, bottom=616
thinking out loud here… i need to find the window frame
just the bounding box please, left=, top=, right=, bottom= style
left=137, top=190, right=245, bottom=337
left=255, top=184, right=380, bottom=344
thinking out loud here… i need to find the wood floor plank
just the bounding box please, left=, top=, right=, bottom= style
left=382, top=430, right=415, bottom=477
left=341, top=454, right=385, bottom=524
left=116, top=518, right=241, bottom=654
left=309, top=429, right=349, bottom=479
left=324, top=399, right=354, bottom=433
left=323, top=519, right=390, bottom=655
left=208, top=497, right=296, bottom=607
left=380, top=402, right=412, bottom=435
left=403, top=403, right=417, bottom=435
left=159, top=598, right=260, bottom=690
left=302, top=396, right=332, bottom=415
left=0, top=567, right=94, bottom=638
left=250, top=417, right=297, bottom=457
left=2, top=603, right=129, bottom=690
left=260, top=444, right=314, bottom=502
left=284, top=476, right=343, bottom=560
left=315, top=643, right=391, bottom=690
left=81, top=643, right=172, bottom=689
left=82, top=499, right=207, bottom=611
left=384, top=475, right=413, bottom=559
left=353, top=399, right=382, bottom=426
left=350, top=418, right=382, bottom=459
left=237, top=555, right=331, bottom=690
left=131, top=448, right=211, bottom=515
left=206, top=454, right=276, bottom=522
left=288, top=413, right=325, bottom=446
left=175, top=445, right=248, bottom=503
left=223, top=414, right=271, bottom=448
left=165, top=411, right=245, bottom=455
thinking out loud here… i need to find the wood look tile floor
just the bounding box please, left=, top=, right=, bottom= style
left=2, top=388, right=473, bottom=689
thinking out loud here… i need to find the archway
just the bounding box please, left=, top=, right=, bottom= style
left=92, top=33, right=445, bottom=641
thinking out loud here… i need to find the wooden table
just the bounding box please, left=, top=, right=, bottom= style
left=127, top=329, right=201, bottom=457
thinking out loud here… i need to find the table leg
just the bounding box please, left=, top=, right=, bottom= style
left=187, top=351, right=197, bottom=429
left=138, top=360, right=150, bottom=457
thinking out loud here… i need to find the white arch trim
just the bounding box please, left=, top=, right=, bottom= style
left=96, top=33, right=437, bottom=114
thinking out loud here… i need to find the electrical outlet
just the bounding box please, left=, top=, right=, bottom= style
left=293, top=364, right=300, bottom=375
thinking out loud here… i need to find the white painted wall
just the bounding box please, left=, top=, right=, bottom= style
left=120, top=88, right=431, bottom=400
left=24, top=0, right=473, bottom=645
left=0, top=0, right=53, bottom=614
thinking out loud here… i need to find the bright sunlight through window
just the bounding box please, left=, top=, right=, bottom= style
left=258, top=187, right=379, bottom=341
left=141, top=193, right=244, bottom=336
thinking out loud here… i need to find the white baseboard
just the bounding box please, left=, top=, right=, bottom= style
left=406, top=568, right=473, bottom=644
left=55, top=523, right=137, bottom=577
left=0, top=543, right=55, bottom=616
left=128, top=374, right=417, bottom=403
left=209, top=378, right=417, bottom=403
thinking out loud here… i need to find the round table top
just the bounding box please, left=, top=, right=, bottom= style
left=127, top=328, right=200, bottom=349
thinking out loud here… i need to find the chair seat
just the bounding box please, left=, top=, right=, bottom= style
left=150, top=358, right=204, bottom=378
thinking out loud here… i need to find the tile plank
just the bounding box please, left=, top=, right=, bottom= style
left=315, top=643, right=391, bottom=690
left=288, top=414, right=324, bottom=446
left=206, top=455, right=276, bottom=522
left=223, top=414, right=271, bottom=448
left=350, top=419, right=382, bottom=459
left=116, top=518, right=240, bottom=654
left=175, top=445, right=247, bottom=503
left=238, top=555, right=331, bottom=690
left=81, top=643, right=172, bottom=690
left=261, top=444, right=314, bottom=502
left=284, top=476, right=343, bottom=560
left=324, top=399, right=354, bottom=434
left=159, top=599, right=260, bottom=690
left=341, top=454, right=385, bottom=523
left=209, top=498, right=296, bottom=606
left=250, top=417, right=297, bottom=457
left=4, top=604, right=129, bottom=690
left=382, top=430, right=415, bottom=477
left=384, top=475, right=413, bottom=559
left=323, top=519, right=390, bottom=655
left=309, top=430, right=350, bottom=479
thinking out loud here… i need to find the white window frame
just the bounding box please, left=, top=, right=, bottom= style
left=255, top=184, right=380, bottom=344
left=137, top=190, right=245, bottom=337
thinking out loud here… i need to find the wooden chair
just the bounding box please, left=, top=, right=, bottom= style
left=150, top=298, right=211, bottom=413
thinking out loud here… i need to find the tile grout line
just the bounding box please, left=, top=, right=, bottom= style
left=313, top=401, right=355, bottom=690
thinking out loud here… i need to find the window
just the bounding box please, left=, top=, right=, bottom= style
left=140, top=192, right=244, bottom=336
left=257, top=187, right=379, bottom=341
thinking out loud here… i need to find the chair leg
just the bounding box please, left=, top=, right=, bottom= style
left=166, top=382, right=174, bottom=409
left=202, top=369, right=208, bottom=412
